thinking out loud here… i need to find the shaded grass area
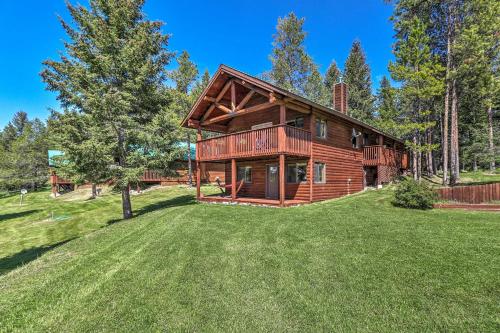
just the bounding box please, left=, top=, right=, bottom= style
left=0, top=186, right=204, bottom=275
left=0, top=187, right=499, bottom=331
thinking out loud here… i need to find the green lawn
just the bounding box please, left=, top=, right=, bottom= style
left=0, top=186, right=499, bottom=332
left=424, top=169, right=500, bottom=188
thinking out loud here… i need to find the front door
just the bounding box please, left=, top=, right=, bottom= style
left=266, top=164, right=279, bottom=199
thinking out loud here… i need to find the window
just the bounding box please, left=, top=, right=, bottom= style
left=286, top=117, right=304, bottom=129
left=237, top=166, right=252, bottom=183
left=314, top=162, right=326, bottom=183
left=287, top=163, right=307, bottom=183
left=315, top=118, right=327, bottom=138
left=352, top=128, right=361, bottom=148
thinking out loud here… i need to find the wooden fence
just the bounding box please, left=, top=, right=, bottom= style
left=436, top=182, right=500, bottom=204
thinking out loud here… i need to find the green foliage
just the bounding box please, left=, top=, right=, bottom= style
left=374, top=76, right=402, bottom=137
left=343, top=40, right=375, bottom=123
left=269, top=13, right=314, bottom=98
left=393, top=178, right=437, bottom=209
left=41, top=0, right=183, bottom=217
left=324, top=60, right=341, bottom=92
left=0, top=112, right=49, bottom=191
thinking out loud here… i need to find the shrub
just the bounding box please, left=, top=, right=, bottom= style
left=392, top=178, right=437, bottom=209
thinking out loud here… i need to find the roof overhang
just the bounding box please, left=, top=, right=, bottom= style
left=182, top=64, right=404, bottom=144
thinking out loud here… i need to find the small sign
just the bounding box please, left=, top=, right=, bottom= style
left=21, top=189, right=28, bottom=195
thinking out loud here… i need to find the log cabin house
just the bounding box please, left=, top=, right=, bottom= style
left=182, top=65, right=408, bottom=207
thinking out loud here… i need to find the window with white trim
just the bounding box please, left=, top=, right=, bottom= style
left=287, top=163, right=307, bottom=183
left=314, top=162, right=326, bottom=183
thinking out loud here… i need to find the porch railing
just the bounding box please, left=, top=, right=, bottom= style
left=363, top=145, right=408, bottom=168
left=197, top=125, right=311, bottom=161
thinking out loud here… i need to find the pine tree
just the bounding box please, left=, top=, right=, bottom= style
left=389, top=17, right=445, bottom=181
left=169, top=50, right=199, bottom=187
left=324, top=60, right=341, bottom=107
left=269, top=12, right=314, bottom=95
left=41, top=0, right=182, bottom=219
left=48, top=111, right=112, bottom=198
left=304, top=64, right=329, bottom=106
left=0, top=112, right=49, bottom=191
left=343, top=40, right=375, bottom=123
left=374, top=76, right=401, bottom=137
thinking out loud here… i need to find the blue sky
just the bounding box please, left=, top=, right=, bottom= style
left=0, top=0, right=396, bottom=128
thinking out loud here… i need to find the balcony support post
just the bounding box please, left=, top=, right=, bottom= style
left=196, top=127, right=202, bottom=200
left=231, top=158, right=237, bottom=200
left=279, top=154, right=285, bottom=207
left=309, top=113, right=314, bottom=202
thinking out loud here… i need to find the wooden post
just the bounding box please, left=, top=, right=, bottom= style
left=231, top=158, right=237, bottom=200
left=309, top=113, right=314, bottom=202
left=279, top=154, right=285, bottom=207
left=196, top=161, right=201, bottom=199
left=196, top=127, right=202, bottom=200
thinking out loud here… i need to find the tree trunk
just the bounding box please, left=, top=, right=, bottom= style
left=442, top=24, right=452, bottom=186
left=487, top=105, right=495, bottom=172
left=427, top=129, right=434, bottom=177
left=187, top=131, right=193, bottom=188
left=118, top=128, right=133, bottom=219
left=121, top=186, right=133, bottom=219
left=473, top=156, right=478, bottom=172
left=413, top=135, right=418, bottom=181
left=91, top=183, right=97, bottom=199
left=450, top=79, right=459, bottom=185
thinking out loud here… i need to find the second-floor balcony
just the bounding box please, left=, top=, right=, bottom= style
left=197, top=125, right=311, bottom=161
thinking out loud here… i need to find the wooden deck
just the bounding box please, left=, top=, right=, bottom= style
left=362, top=145, right=408, bottom=168
left=199, top=195, right=308, bottom=207
left=197, top=125, right=311, bottom=161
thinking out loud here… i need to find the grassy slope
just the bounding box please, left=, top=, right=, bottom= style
left=0, top=187, right=499, bottom=332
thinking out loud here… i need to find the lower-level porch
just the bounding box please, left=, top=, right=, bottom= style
left=196, top=155, right=314, bottom=207
left=199, top=195, right=308, bottom=207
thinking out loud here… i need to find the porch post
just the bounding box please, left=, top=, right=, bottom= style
left=279, top=154, right=285, bottom=207
left=196, top=127, right=202, bottom=200
left=196, top=162, right=201, bottom=199
left=279, top=104, right=286, bottom=206
left=231, top=158, right=237, bottom=201
left=309, top=112, right=314, bottom=203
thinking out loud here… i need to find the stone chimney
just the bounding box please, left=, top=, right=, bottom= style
left=333, top=82, right=348, bottom=114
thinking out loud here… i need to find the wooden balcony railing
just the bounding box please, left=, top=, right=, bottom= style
left=197, top=125, right=311, bottom=161
left=363, top=145, right=408, bottom=168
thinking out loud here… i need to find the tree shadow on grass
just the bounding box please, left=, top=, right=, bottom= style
left=0, top=210, right=41, bottom=222
left=106, top=194, right=196, bottom=225
left=0, top=239, right=73, bottom=276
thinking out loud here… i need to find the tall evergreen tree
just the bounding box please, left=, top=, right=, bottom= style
left=324, top=60, right=341, bottom=107
left=41, top=0, right=182, bottom=219
left=374, top=76, right=401, bottom=137
left=389, top=17, right=445, bottom=181
left=304, top=64, right=329, bottom=106
left=169, top=50, right=199, bottom=187
left=343, top=40, right=375, bottom=123
left=0, top=112, right=49, bottom=191
left=269, top=12, right=314, bottom=96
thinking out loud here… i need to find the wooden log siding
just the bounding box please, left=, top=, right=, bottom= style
left=436, top=183, right=500, bottom=204
left=197, top=125, right=311, bottom=161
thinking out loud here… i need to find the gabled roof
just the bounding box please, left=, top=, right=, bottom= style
left=182, top=64, right=404, bottom=144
